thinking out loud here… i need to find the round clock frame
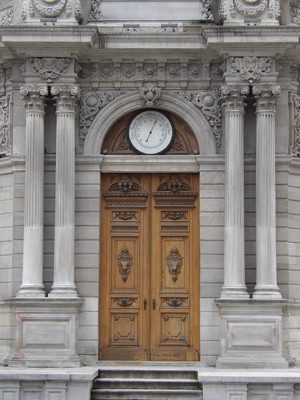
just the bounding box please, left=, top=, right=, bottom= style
left=128, top=109, right=174, bottom=155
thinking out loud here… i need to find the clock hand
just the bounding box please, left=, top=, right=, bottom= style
left=146, top=119, right=158, bottom=142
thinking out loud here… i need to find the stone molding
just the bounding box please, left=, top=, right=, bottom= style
left=227, top=56, right=275, bottom=84
left=220, top=0, right=280, bottom=25
left=291, top=93, right=300, bottom=157
left=22, top=0, right=83, bottom=24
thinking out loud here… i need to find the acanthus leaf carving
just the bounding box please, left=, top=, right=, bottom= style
left=31, top=57, right=71, bottom=83
left=229, top=56, right=274, bottom=83
left=117, top=246, right=133, bottom=282
left=172, top=89, right=222, bottom=147
left=167, top=245, right=183, bottom=282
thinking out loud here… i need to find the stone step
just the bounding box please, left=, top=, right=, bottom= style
left=91, top=388, right=203, bottom=400
left=93, top=377, right=200, bottom=390
left=99, top=369, right=198, bottom=380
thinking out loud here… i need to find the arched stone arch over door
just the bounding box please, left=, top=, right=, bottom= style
left=83, top=91, right=217, bottom=155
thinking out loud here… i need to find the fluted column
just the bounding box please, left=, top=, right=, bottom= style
left=220, top=86, right=249, bottom=299
left=17, top=85, right=48, bottom=297
left=49, top=86, right=80, bottom=298
left=253, top=85, right=282, bottom=299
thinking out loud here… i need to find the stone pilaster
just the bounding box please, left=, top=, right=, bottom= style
left=49, top=85, right=80, bottom=298
left=253, top=85, right=282, bottom=299
left=17, top=85, right=48, bottom=298
left=220, top=86, right=249, bottom=299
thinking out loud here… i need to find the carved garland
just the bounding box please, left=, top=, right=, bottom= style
left=32, top=0, right=67, bottom=17
left=231, top=0, right=268, bottom=18
left=292, top=95, right=300, bottom=157
left=0, top=95, right=11, bottom=155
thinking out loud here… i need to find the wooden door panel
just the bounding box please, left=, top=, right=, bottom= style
left=99, top=173, right=199, bottom=361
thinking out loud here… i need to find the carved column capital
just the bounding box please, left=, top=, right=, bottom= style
left=20, top=85, right=48, bottom=112
left=221, top=86, right=249, bottom=111
left=253, top=85, right=280, bottom=112
left=51, top=85, right=80, bottom=112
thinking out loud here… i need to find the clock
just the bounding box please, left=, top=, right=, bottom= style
left=128, top=110, right=173, bottom=155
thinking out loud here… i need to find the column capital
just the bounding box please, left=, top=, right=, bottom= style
left=253, top=84, right=281, bottom=112
left=221, top=85, right=250, bottom=112
left=51, top=85, right=80, bottom=112
left=20, top=85, right=48, bottom=112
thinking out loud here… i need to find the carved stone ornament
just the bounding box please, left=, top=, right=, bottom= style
left=0, top=95, right=11, bottom=155
left=89, top=0, right=101, bottom=21
left=51, top=85, right=80, bottom=111
left=167, top=246, right=183, bottom=282
left=221, top=86, right=250, bottom=113
left=171, top=90, right=222, bottom=147
left=139, top=83, right=161, bottom=107
left=20, top=85, right=48, bottom=112
left=22, top=0, right=66, bottom=19
left=232, top=0, right=268, bottom=18
left=229, top=56, right=274, bottom=83
left=252, top=84, right=280, bottom=112
left=31, top=58, right=71, bottom=83
left=0, top=8, right=13, bottom=25
left=291, top=94, right=300, bottom=157
left=79, top=90, right=126, bottom=147
left=117, top=246, right=133, bottom=282
left=290, top=1, right=300, bottom=25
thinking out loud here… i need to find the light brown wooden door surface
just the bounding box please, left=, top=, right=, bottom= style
left=99, top=173, right=199, bottom=361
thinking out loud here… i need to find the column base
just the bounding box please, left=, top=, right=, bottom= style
left=16, top=285, right=45, bottom=298
left=216, top=298, right=288, bottom=369
left=9, top=298, right=82, bottom=368
left=49, top=285, right=79, bottom=298
left=220, top=286, right=249, bottom=299
left=253, top=285, right=282, bottom=300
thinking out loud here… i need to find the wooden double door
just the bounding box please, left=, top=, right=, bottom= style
left=99, top=173, right=200, bottom=361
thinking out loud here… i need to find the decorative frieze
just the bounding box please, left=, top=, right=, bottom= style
left=0, top=8, right=13, bottom=25
left=0, top=95, right=11, bottom=155
left=31, top=57, right=71, bottom=83
left=291, top=93, right=300, bottom=157
left=22, top=0, right=82, bottom=23
left=290, top=0, right=300, bottom=25
left=228, top=56, right=275, bottom=84
left=220, top=0, right=280, bottom=25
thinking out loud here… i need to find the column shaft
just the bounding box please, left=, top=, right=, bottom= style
left=17, top=86, right=47, bottom=297
left=253, top=85, right=282, bottom=299
left=221, top=87, right=249, bottom=299
left=49, top=86, right=79, bottom=298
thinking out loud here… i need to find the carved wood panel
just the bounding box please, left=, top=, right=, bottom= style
left=99, top=173, right=199, bottom=361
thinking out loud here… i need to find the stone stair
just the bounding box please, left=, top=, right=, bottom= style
left=91, top=366, right=203, bottom=400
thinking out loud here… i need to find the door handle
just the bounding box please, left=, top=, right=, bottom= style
left=152, top=299, right=156, bottom=310
left=143, top=299, right=147, bottom=310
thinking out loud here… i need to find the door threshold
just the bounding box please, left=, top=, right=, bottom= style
left=96, top=360, right=203, bottom=369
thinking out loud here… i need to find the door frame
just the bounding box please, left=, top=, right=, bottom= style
left=98, top=156, right=201, bottom=361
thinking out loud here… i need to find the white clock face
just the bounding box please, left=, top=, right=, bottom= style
left=128, top=110, right=173, bottom=155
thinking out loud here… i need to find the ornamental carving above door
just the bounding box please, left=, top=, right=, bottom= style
left=99, top=173, right=200, bottom=361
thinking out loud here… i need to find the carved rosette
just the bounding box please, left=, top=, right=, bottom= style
left=291, top=95, right=300, bottom=157
left=117, top=246, right=133, bottom=282
left=31, top=58, right=71, bottom=84
left=229, top=56, right=274, bottom=84
left=167, top=246, right=183, bottom=282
